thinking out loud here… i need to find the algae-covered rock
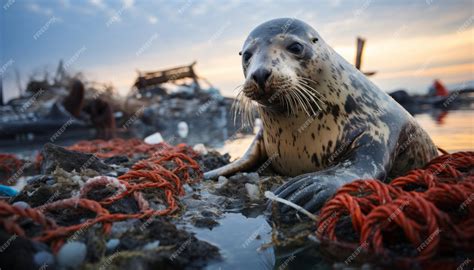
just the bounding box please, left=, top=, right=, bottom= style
left=40, top=143, right=110, bottom=174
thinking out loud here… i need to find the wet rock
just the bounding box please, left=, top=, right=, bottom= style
left=40, top=143, right=110, bottom=174
left=142, top=240, right=160, bottom=250
left=197, top=151, right=230, bottom=172
left=229, top=172, right=260, bottom=184
left=183, top=184, right=193, bottom=193
left=57, top=241, right=87, bottom=269
left=215, top=176, right=228, bottom=190
left=12, top=183, right=64, bottom=208
left=12, top=201, right=30, bottom=209
left=201, top=209, right=220, bottom=218
left=106, top=239, right=120, bottom=252
left=0, top=232, right=36, bottom=270
left=33, top=251, right=54, bottom=268
left=103, top=155, right=129, bottom=165
left=96, top=218, right=220, bottom=269
left=26, top=175, right=52, bottom=185
left=110, top=220, right=139, bottom=236
left=192, top=216, right=219, bottom=229
left=245, top=183, right=260, bottom=201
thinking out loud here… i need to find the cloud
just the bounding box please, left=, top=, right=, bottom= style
left=123, top=0, right=135, bottom=9
left=27, top=3, right=53, bottom=16
left=58, top=0, right=70, bottom=8
left=89, top=0, right=106, bottom=9
left=148, top=15, right=158, bottom=25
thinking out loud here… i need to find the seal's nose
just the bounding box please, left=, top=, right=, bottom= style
left=251, top=68, right=272, bottom=91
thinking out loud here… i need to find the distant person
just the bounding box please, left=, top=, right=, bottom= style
left=63, top=79, right=85, bottom=118
left=428, top=79, right=449, bottom=97
left=84, top=99, right=116, bottom=139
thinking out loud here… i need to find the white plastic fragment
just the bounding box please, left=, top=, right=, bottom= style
left=177, top=121, right=189, bottom=138
left=192, top=143, right=208, bottom=155
left=144, top=132, right=164, bottom=144
left=264, top=191, right=319, bottom=221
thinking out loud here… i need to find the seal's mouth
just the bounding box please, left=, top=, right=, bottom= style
left=234, top=76, right=325, bottom=126
left=252, top=76, right=324, bottom=111
left=242, top=83, right=274, bottom=104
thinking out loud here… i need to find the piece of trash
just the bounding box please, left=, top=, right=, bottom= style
left=144, top=132, right=164, bottom=144
left=193, top=143, right=208, bottom=155
left=178, top=121, right=189, bottom=138
left=264, top=191, right=319, bottom=221
left=0, top=184, right=19, bottom=197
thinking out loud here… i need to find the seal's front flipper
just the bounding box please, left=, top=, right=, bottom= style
left=269, top=137, right=389, bottom=213
left=203, top=128, right=266, bottom=180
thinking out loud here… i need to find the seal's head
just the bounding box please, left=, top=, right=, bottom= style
left=237, top=18, right=326, bottom=121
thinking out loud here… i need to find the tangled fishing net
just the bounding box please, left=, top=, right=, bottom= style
left=0, top=139, right=202, bottom=252
left=66, top=138, right=168, bottom=158
left=316, top=151, right=474, bottom=267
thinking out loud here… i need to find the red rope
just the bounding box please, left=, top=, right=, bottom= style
left=316, top=151, right=474, bottom=263
left=0, top=153, right=23, bottom=181
left=0, top=139, right=202, bottom=252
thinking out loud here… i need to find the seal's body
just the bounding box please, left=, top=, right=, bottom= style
left=204, top=18, right=438, bottom=212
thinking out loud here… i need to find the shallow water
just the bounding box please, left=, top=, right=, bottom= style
left=413, top=110, right=474, bottom=152
left=190, top=212, right=275, bottom=269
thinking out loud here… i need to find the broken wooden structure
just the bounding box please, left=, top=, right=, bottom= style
left=355, top=37, right=377, bottom=76
left=133, top=61, right=201, bottom=94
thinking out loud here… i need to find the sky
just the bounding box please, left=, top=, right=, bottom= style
left=1, top=0, right=473, bottom=102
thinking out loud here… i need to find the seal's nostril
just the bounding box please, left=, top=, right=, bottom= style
left=252, top=68, right=272, bottom=91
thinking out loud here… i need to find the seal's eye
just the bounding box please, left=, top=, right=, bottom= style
left=287, top=42, right=304, bottom=55
left=242, top=52, right=252, bottom=62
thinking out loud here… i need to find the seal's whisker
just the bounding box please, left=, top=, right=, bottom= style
left=295, top=84, right=319, bottom=113
left=297, top=86, right=319, bottom=117
left=288, top=91, right=301, bottom=116
left=296, top=80, right=325, bottom=109
left=292, top=88, right=311, bottom=116
left=231, top=90, right=244, bottom=124
left=232, top=88, right=255, bottom=128
left=277, top=90, right=290, bottom=114
left=298, top=81, right=324, bottom=100
left=295, top=86, right=318, bottom=116
left=298, top=78, right=324, bottom=98
left=284, top=91, right=297, bottom=116
left=295, top=83, right=323, bottom=112
left=294, top=82, right=322, bottom=113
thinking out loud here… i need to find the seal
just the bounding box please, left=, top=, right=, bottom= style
left=204, top=18, right=439, bottom=213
